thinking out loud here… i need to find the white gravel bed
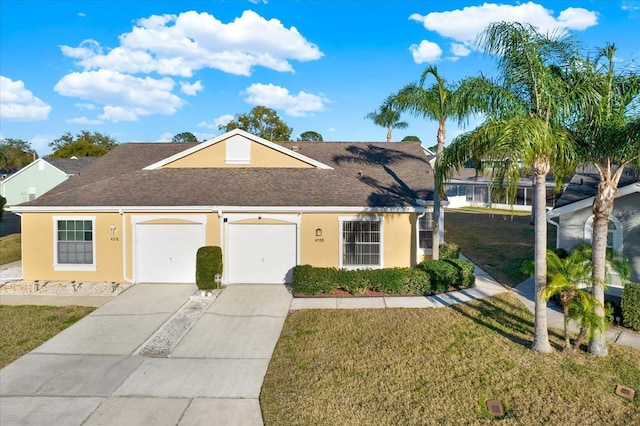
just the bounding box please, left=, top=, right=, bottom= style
left=0, top=279, right=132, bottom=296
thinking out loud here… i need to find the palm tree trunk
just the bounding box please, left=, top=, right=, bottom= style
left=431, top=120, right=446, bottom=260
left=563, top=303, right=571, bottom=350
left=588, top=187, right=613, bottom=356
left=531, top=167, right=553, bottom=353
left=386, top=126, right=392, bottom=142
left=572, top=327, right=588, bottom=352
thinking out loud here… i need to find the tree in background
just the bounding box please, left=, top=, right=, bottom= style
left=297, top=131, right=323, bottom=141
left=438, top=22, right=582, bottom=353
left=172, top=132, right=198, bottom=143
left=569, top=44, right=640, bottom=357
left=401, top=135, right=421, bottom=142
left=219, top=106, right=292, bottom=141
left=365, top=101, right=408, bottom=142
left=0, top=138, right=37, bottom=173
left=49, top=130, right=118, bottom=158
left=390, top=65, right=477, bottom=261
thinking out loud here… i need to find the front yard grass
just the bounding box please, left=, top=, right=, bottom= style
left=261, top=293, right=640, bottom=425
left=0, top=305, right=94, bottom=368
left=444, top=208, right=556, bottom=287
left=0, top=233, right=21, bottom=265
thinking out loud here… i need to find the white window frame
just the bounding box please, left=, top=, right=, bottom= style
left=584, top=215, right=623, bottom=253
left=338, top=216, right=383, bottom=269
left=53, top=216, right=97, bottom=271
left=418, top=212, right=434, bottom=255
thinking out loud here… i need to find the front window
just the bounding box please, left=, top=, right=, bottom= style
left=54, top=217, right=96, bottom=271
left=419, top=213, right=433, bottom=252
left=341, top=218, right=382, bottom=268
left=584, top=215, right=622, bottom=252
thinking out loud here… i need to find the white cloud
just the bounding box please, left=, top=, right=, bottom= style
left=409, top=40, right=442, bottom=64
left=78, top=12, right=86, bottom=18
left=74, top=103, right=96, bottom=110
left=194, top=131, right=217, bottom=141
left=180, top=80, right=203, bottom=96
left=451, top=43, right=471, bottom=57
left=197, top=114, right=234, bottom=129
left=54, top=69, right=184, bottom=122
left=409, top=2, right=598, bottom=60
left=156, top=132, right=173, bottom=142
left=60, top=10, right=323, bottom=77
left=242, top=83, right=328, bottom=117
left=0, top=76, right=51, bottom=121
left=67, top=116, right=104, bottom=125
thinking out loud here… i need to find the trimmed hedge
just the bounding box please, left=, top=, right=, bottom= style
left=621, top=282, right=640, bottom=332
left=439, top=242, right=460, bottom=260
left=291, top=265, right=431, bottom=296
left=417, top=259, right=475, bottom=292
left=196, top=246, right=222, bottom=290
left=291, top=265, right=339, bottom=295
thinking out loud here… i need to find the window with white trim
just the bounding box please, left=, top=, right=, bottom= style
left=584, top=215, right=622, bottom=253
left=419, top=212, right=434, bottom=252
left=54, top=217, right=96, bottom=270
left=340, top=218, right=382, bottom=268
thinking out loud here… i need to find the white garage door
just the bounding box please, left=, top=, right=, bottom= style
left=136, top=223, right=204, bottom=283
left=227, top=223, right=297, bottom=284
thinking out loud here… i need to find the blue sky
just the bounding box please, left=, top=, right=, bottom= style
left=1, top=0, right=638, bottom=156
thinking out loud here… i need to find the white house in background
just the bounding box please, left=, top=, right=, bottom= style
left=547, top=169, right=640, bottom=298
left=1, top=157, right=96, bottom=206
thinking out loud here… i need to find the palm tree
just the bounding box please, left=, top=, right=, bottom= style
left=389, top=65, right=478, bottom=260
left=536, top=245, right=598, bottom=352
left=570, top=44, right=640, bottom=357
left=438, top=22, right=581, bottom=353
left=365, top=102, right=409, bottom=142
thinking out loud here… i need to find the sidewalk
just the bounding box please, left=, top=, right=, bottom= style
left=512, top=277, right=640, bottom=350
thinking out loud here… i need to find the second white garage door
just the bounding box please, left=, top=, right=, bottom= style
left=136, top=223, right=204, bottom=283
left=227, top=223, right=297, bottom=284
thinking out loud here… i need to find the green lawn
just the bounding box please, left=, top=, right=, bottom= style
left=0, top=233, right=21, bottom=265
left=261, top=293, right=640, bottom=425
left=0, top=305, right=95, bottom=368
left=444, top=208, right=556, bottom=287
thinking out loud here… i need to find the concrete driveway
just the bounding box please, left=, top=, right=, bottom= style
left=0, top=283, right=293, bottom=426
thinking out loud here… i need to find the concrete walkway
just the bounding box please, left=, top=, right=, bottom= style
left=1, top=283, right=292, bottom=426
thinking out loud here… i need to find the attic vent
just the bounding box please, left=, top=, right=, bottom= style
left=226, top=135, right=251, bottom=165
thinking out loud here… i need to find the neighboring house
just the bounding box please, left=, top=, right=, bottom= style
left=0, top=156, right=97, bottom=206
left=547, top=169, right=640, bottom=296
left=9, top=129, right=438, bottom=285
left=444, top=166, right=559, bottom=211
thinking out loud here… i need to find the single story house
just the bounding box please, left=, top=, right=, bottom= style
left=9, top=129, right=438, bottom=285
left=1, top=156, right=96, bottom=206
left=547, top=168, right=640, bottom=296
left=444, top=166, right=559, bottom=211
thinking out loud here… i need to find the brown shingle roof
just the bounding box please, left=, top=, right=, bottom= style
left=44, top=157, right=98, bottom=175
left=23, top=141, right=433, bottom=208
left=554, top=168, right=640, bottom=208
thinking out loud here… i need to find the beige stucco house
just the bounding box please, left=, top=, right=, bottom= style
left=547, top=169, right=640, bottom=296
left=9, top=129, right=438, bottom=285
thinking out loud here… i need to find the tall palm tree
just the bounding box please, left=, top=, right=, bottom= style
left=389, top=65, right=478, bottom=260
left=570, top=44, right=640, bottom=356
left=365, top=102, right=409, bottom=142
left=438, top=22, right=581, bottom=353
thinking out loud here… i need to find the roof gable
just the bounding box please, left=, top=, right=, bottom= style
left=145, top=129, right=333, bottom=170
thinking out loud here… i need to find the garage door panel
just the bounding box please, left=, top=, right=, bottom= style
left=227, top=224, right=297, bottom=284
left=136, top=224, right=204, bottom=283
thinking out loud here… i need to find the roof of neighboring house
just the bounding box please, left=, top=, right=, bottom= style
left=19, top=139, right=433, bottom=209
left=44, top=157, right=98, bottom=175
left=553, top=168, right=640, bottom=209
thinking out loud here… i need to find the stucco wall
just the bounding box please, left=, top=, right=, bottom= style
left=21, top=210, right=420, bottom=282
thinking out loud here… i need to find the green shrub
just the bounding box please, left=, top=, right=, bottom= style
left=417, top=260, right=458, bottom=293
left=291, top=265, right=339, bottom=295
left=621, top=282, right=640, bottom=331
left=195, top=246, right=222, bottom=290
left=439, top=242, right=460, bottom=260
left=341, top=270, right=371, bottom=295
left=445, top=259, right=475, bottom=288
left=0, top=195, right=6, bottom=222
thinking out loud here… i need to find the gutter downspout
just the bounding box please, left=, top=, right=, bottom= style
left=120, top=209, right=133, bottom=283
